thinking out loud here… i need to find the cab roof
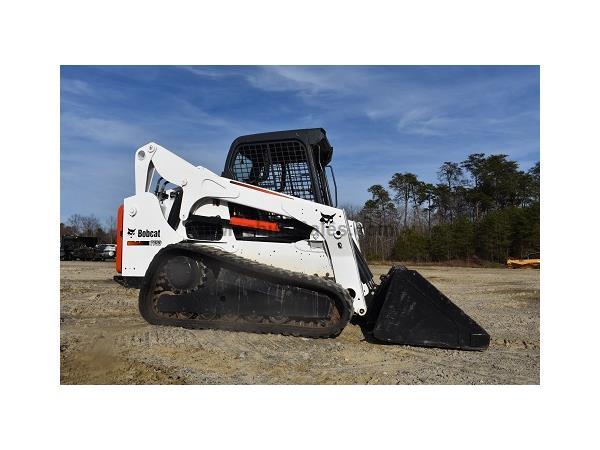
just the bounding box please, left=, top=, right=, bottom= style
left=228, top=128, right=334, bottom=166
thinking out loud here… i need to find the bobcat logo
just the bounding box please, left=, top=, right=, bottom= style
left=319, top=212, right=336, bottom=224
left=127, top=228, right=136, bottom=238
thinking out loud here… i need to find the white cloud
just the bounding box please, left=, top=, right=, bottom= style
left=243, top=66, right=369, bottom=96
left=168, top=98, right=241, bottom=131
left=61, top=79, right=93, bottom=96
left=181, top=66, right=241, bottom=79
left=61, top=114, right=147, bottom=146
left=181, top=65, right=338, bottom=95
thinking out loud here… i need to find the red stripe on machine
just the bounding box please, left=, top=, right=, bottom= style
left=127, top=240, right=150, bottom=246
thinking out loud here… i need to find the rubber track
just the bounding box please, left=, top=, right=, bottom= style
left=138, top=242, right=354, bottom=338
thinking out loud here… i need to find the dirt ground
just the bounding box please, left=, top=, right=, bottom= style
left=60, top=261, right=539, bottom=384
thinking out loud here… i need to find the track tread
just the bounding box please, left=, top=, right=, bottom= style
left=139, top=242, right=353, bottom=339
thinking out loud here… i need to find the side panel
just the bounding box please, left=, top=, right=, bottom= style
left=234, top=240, right=333, bottom=277
left=122, top=193, right=184, bottom=277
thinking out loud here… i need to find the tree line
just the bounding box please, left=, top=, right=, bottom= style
left=347, top=153, right=540, bottom=263
left=60, top=214, right=116, bottom=244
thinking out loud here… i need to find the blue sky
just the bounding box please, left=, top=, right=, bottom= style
left=60, top=66, right=539, bottom=223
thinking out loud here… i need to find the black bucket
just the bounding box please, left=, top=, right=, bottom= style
left=363, top=266, right=490, bottom=350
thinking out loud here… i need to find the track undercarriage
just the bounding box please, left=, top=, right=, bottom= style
left=139, top=243, right=354, bottom=338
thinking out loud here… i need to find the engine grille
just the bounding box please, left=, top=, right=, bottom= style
left=185, top=221, right=223, bottom=241
left=231, top=140, right=316, bottom=201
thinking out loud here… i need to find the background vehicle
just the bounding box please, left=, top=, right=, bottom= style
left=115, top=129, right=490, bottom=350
left=95, top=244, right=116, bottom=260
left=507, top=252, right=540, bottom=269
left=60, top=236, right=98, bottom=261
left=71, top=245, right=97, bottom=261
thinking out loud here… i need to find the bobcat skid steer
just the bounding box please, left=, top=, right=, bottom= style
left=114, top=129, right=489, bottom=350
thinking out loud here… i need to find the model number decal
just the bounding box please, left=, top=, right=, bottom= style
left=127, top=239, right=162, bottom=246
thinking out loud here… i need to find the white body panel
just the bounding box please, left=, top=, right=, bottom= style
left=122, top=142, right=369, bottom=315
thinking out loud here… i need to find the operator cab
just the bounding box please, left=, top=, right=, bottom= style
left=222, top=128, right=337, bottom=206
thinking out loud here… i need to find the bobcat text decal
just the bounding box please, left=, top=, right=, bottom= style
left=136, top=229, right=161, bottom=238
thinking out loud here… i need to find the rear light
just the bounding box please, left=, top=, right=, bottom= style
left=116, top=204, right=124, bottom=273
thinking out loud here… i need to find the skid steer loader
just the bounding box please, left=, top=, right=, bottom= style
left=114, top=128, right=489, bottom=350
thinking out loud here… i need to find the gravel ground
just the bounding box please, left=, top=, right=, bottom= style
left=60, top=261, right=539, bottom=384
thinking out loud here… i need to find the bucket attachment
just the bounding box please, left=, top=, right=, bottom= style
left=363, top=266, right=490, bottom=350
